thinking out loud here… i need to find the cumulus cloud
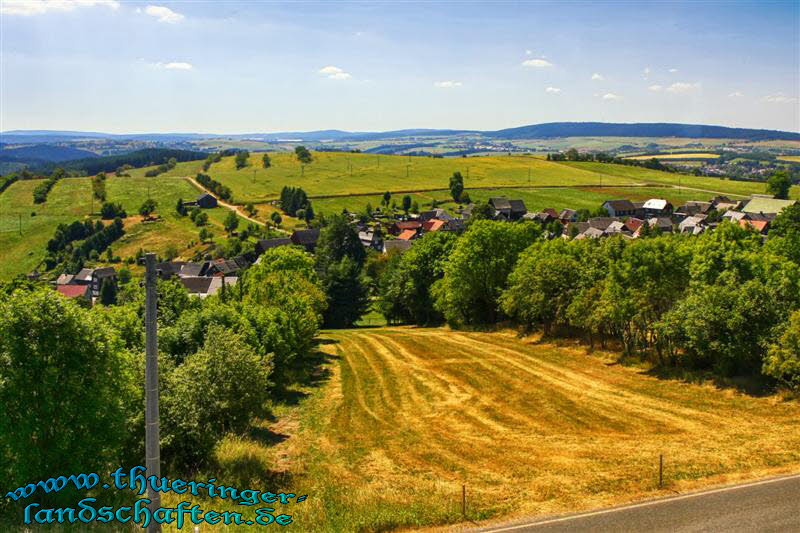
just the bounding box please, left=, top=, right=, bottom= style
left=666, top=82, right=700, bottom=93
left=545, top=87, right=561, bottom=94
left=668, top=68, right=678, bottom=73
left=648, top=84, right=663, bottom=92
left=728, top=91, right=744, bottom=98
left=142, top=5, right=184, bottom=23
left=602, top=93, right=620, bottom=100
left=148, top=61, right=193, bottom=70
left=522, top=58, right=553, bottom=68
left=525, top=49, right=533, bottom=55
left=1, top=0, right=119, bottom=15
left=434, top=81, right=462, bottom=88
left=318, top=66, right=352, bottom=80
left=591, top=73, right=604, bottom=81
left=763, top=93, right=798, bottom=103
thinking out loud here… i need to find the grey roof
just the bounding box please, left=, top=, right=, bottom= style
left=588, top=217, right=616, bottom=230
left=291, top=228, right=320, bottom=245
left=603, top=199, right=635, bottom=211
left=197, top=192, right=215, bottom=202
left=489, top=197, right=512, bottom=210
left=508, top=199, right=527, bottom=214
left=179, top=262, right=206, bottom=278
left=74, top=268, right=94, bottom=282
left=256, top=238, right=292, bottom=254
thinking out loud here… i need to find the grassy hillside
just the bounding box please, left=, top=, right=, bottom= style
left=159, top=328, right=800, bottom=531
left=0, top=175, right=253, bottom=280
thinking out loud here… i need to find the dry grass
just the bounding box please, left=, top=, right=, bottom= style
left=160, top=327, right=800, bottom=532
left=624, top=153, right=720, bottom=160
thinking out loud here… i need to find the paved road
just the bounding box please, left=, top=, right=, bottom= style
left=475, top=474, right=800, bottom=533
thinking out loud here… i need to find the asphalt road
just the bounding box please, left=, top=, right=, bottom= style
left=476, top=474, right=800, bottom=533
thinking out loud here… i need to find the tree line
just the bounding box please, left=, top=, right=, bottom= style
left=376, top=209, right=800, bottom=390
left=32, top=167, right=66, bottom=204
left=196, top=172, right=232, bottom=201
left=43, top=218, right=125, bottom=273
left=279, top=186, right=315, bottom=221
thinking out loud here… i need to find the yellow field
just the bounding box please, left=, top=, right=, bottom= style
left=162, top=328, right=800, bottom=531
left=778, top=155, right=800, bottom=162
left=625, top=153, right=720, bottom=160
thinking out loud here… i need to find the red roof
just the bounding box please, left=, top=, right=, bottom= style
left=394, top=221, right=422, bottom=230
left=397, top=229, right=417, bottom=241
left=57, top=284, right=89, bottom=299
left=624, top=218, right=644, bottom=232
left=422, top=219, right=445, bottom=232
left=740, top=219, right=769, bottom=233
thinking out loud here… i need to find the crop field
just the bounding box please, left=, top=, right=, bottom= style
left=160, top=327, right=800, bottom=532
left=624, top=153, right=720, bottom=160
left=312, top=186, right=733, bottom=216
left=778, top=155, right=800, bottom=162
left=0, top=175, right=253, bottom=280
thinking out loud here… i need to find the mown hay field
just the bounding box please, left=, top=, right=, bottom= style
left=162, top=328, right=800, bottom=532
left=624, top=153, right=720, bottom=160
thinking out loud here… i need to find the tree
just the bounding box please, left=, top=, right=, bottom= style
left=295, top=145, right=313, bottom=164
left=459, top=192, right=471, bottom=204
left=469, top=201, right=494, bottom=221
left=198, top=227, right=213, bottom=243
left=139, top=198, right=157, bottom=217
left=223, top=211, right=239, bottom=235
left=101, top=202, right=127, bottom=219
left=175, top=198, right=187, bottom=216
left=402, top=194, right=412, bottom=213
left=160, top=324, right=271, bottom=468
left=770, top=203, right=800, bottom=237
left=411, top=200, right=419, bottom=213
left=271, top=211, right=282, bottom=227
left=766, top=171, right=791, bottom=199
left=262, top=153, right=272, bottom=169
left=194, top=211, right=209, bottom=227
left=235, top=150, right=250, bottom=170
left=433, top=220, right=540, bottom=325
left=99, top=277, right=117, bottom=306
left=764, top=310, right=800, bottom=390
left=382, top=191, right=391, bottom=207
left=0, top=289, right=133, bottom=502
left=245, top=203, right=256, bottom=217
left=449, top=171, right=464, bottom=202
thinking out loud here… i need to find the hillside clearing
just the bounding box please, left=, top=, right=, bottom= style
left=161, top=328, right=800, bottom=532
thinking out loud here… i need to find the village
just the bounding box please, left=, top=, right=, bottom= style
left=49, top=188, right=797, bottom=305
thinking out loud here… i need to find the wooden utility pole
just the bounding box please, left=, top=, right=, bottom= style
left=144, top=254, right=162, bottom=533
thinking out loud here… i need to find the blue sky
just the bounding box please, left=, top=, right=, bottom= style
left=1, top=0, right=798, bottom=133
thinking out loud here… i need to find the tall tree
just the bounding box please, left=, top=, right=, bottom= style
left=295, top=146, right=313, bottom=164
left=224, top=211, right=239, bottom=235
left=262, top=153, right=272, bottom=169
left=767, top=171, right=792, bottom=200
left=449, top=171, right=464, bottom=202
left=235, top=150, right=250, bottom=170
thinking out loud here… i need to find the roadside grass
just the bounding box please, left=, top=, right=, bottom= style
left=159, top=327, right=800, bottom=532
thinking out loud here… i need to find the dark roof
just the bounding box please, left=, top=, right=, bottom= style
left=603, top=199, right=636, bottom=211
left=210, top=258, right=240, bottom=275
left=93, top=267, right=116, bottom=279
left=509, top=199, right=527, bottom=214
left=156, top=262, right=186, bottom=278
left=588, top=217, right=616, bottom=230
left=74, top=268, right=94, bottom=282
left=197, top=193, right=215, bottom=202
left=180, top=276, right=214, bottom=294
left=256, top=238, right=292, bottom=255
left=291, top=228, right=320, bottom=245
left=489, top=197, right=512, bottom=210
left=179, top=262, right=206, bottom=277
left=232, top=256, right=251, bottom=269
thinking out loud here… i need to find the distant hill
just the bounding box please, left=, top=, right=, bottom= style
left=3, top=122, right=798, bottom=143
left=41, top=148, right=208, bottom=175
left=0, top=144, right=99, bottom=162
left=485, top=122, right=800, bottom=141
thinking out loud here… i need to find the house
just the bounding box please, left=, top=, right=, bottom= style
left=489, top=197, right=527, bottom=220
left=602, top=199, right=636, bottom=218
left=576, top=227, right=605, bottom=240
left=383, top=240, right=413, bottom=254
left=56, top=283, right=92, bottom=304
left=155, top=262, right=186, bottom=279
left=419, top=209, right=452, bottom=222
left=711, top=196, right=743, bottom=211
left=422, top=219, right=446, bottom=233
left=179, top=262, right=208, bottom=278
left=675, top=201, right=712, bottom=219
left=742, top=197, right=797, bottom=216
left=388, top=221, right=422, bottom=236
left=55, top=273, right=75, bottom=285
left=196, top=193, right=218, bottom=209
left=587, top=217, right=616, bottom=231
left=397, top=229, right=418, bottom=241
left=739, top=219, right=770, bottom=234
left=255, top=238, right=292, bottom=256
left=291, top=228, right=320, bottom=252
left=358, top=229, right=383, bottom=250
left=679, top=215, right=707, bottom=234
left=643, top=199, right=673, bottom=218
left=207, top=256, right=250, bottom=277
left=559, top=209, right=578, bottom=223
left=73, top=267, right=117, bottom=298
left=646, top=217, right=674, bottom=233
left=624, top=217, right=644, bottom=234
left=180, top=276, right=238, bottom=298
left=604, top=220, right=628, bottom=235
left=442, top=218, right=466, bottom=232
left=722, top=210, right=747, bottom=223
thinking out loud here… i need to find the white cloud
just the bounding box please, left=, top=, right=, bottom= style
left=763, top=93, right=798, bottom=104
left=643, top=67, right=651, bottom=78
left=525, top=49, right=533, bottom=55
left=148, top=61, right=193, bottom=70
left=668, top=68, right=678, bottom=73
left=602, top=93, right=620, bottom=100
left=666, top=82, right=700, bottom=93
left=591, top=73, right=604, bottom=81
left=522, top=58, right=553, bottom=68
left=143, top=5, right=184, bottom=24
left=545, top=87, right=561, bottom=94
left=318, top=66, right=352, bottom=80
left=434, top=81, right=462, bottom=88
left=1, top=0, right=118, bottom=16
left=648, top=84, right=663, bottom=92
left=728, top=91, right=744, bottom=98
